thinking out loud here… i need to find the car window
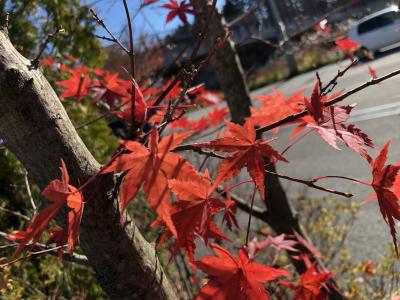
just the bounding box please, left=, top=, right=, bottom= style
left=358, top=11, right=400, bottom=34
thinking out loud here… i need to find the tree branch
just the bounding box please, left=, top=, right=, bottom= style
left=0, top=231, right=89, bottom=266
left=0, top=30, right=176, bottom=299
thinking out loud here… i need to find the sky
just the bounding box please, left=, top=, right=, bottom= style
left=85, top=0, right=226, bottom=44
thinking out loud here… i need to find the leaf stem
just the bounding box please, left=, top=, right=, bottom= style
left=245, top=184, right=257, bottom=246
left=312, top=175, right=371, bottom=187
left=281, top=129, right=313, bottom=156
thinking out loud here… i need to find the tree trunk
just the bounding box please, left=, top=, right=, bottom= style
left=0, top=30, right=176, bottom=300
left=191, top=0, right=252, bottom=124
left=191, top=0, right=302, bottom=256
left=191, top=2, right=344, bottom=299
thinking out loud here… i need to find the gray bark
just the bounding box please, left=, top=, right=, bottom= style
left=0, top=30, right=176, bottom=300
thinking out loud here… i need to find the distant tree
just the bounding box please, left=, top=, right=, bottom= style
left=0, top=0, right=104, bottom=66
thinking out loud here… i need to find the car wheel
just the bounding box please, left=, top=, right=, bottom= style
left=356, top=47, right=374, bottom=62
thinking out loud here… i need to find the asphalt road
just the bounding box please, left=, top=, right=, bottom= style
left=187, top=50, right=400, bottom=262
left=255, top=51, right=400, bottom=261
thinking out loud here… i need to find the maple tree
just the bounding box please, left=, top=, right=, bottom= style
left=1, top=1, right=400, bottom=300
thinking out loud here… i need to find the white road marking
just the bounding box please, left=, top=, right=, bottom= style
left=350, top=101, right=400, bottom=123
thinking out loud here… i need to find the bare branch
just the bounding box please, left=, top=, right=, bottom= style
left=22, top=168, right=36, bottom=212
left=0, top=206, right=30, bottom=221
left=147, top=0, right=218, bottom=120
left=0, top=231, right=89, bottom=266
left=30, top=27, right=64, bottom=69
left=90, top=8, right=129, bottom=54
left=265, top=170, right=353, bottom=198
left=320, top=59, right=358, bottom=96
left=122, top=0, right=137, bottom=133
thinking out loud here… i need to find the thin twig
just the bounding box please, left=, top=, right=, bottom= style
left=280, top=129, right=313, bottom=156
left=93, top=34, right=115, bottom=42
left=244, top=36, right=280, bottom=49
left=75, top=75, right=85, bottom=103
left=30, top=27, right=64, bottom=69
left=0, top=231, right=89, bottom=266
left=90, top=8, right=129, bottom=54
left=174, top=144, right=226, bottom=159
left=320, top=59, right=358, bottom=96
left=1, top=12, right=9, bottom=34
left=75, top=97, right=131, bottom=129
left=157, top=31, right=232, bottom=138
left=146, top=0, right=218, bottom=120
left=22, top=169, right=36, bottom=212
left=0, top=245, right=65, bottom=268
left=227, top=4, right=258, bottom=28
left=144, top=44, right=190, bottom=92
left=312, top=175, right=371, bottom=187
left=265, top=170, right=353, bottom=198
left=122, top=0, right=137, bottom=132
left=0, top=206, right=30, bottom=221
left=245, top=185, right=257, bottom=245
left=198, top=154, right=210, bottom=172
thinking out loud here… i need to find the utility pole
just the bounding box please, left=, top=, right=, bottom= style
left=268, top=0, right=298, bottom=76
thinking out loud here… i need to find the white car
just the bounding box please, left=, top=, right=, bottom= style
left=349, top=5, right=400, bottom=59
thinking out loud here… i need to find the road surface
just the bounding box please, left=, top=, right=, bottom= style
left=255, top=51, right=400, bottom=261
left=187, top=50, right=400, bottom=262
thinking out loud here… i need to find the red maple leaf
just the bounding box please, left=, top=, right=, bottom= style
left=8, top=160, right=84, bottom=256
left=42, top=56, right=56, bottom=67
left=366, top=141, right=400, bottom=255
left=280, top=265, right=333, bottom=300
left=160, top=80, right=183, bottom=102
left=154, top=169, right=229, bottom=263
left=47, top=227, right=67, bottom=246
left=247, top=234, right=298, bottom=259
left=194, top=244, right=290, bottom=300
left=56, top=71, right=90, bottom=102
left=170, top=117, right=192, bottom=130
left=193, top=118, right=209, bottom=131
left=188, top=85, right=223, bottom=106
left=42, top=160, right=84, bottom=253
left=296, top=82, right=374, bottom=161
left=394, top=161, right=400, bottom=198
left=336, top=37, right=360, bottom=58
left=221, top=195, right=239, bottom=231
left=63, top=53, right=79, bottom=63
left=250, top=89, right=305, bottom=130
left=368, top=65, right=378, bottom=79
left=162, top=0, right=194, bottom=24
left=110, top=79, right=148, bottom=122
left=102, top=129, right=196, bottom=236
left=91, top=71, right=130, bottom=105
left=208, top=107, right=229, bottom=127
left=196, top=119, right=288, bottom=198
left=46, top=227, right=68, bottom=261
